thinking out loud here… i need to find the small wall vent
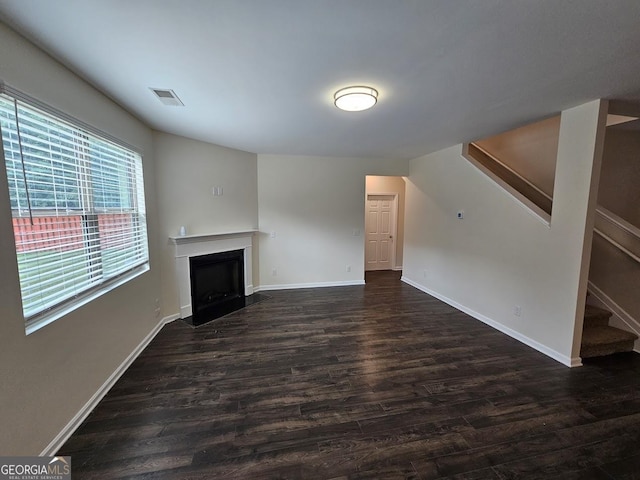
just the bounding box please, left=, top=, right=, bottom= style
left=150, top=88, right=184, bottom=106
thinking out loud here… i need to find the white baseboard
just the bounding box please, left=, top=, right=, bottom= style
left=40, top=315, right=173, bottom=456
left=588, top=281, right=640, bottom=353
left=256, top=279, right=365, bottom=292
left=392, top=266, right=403, bottom=271
left=401, top=276, right=579, bottom=368
left=163, top=313, right=180, bottom=323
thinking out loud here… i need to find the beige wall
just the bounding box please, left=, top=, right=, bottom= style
left=598, top=128, right=640, bottom=228
left=402, top=101, right=606, bottom=365
left=0, top=23, right=161, bottom=454
left=365, top=175, right=406, bottom=269
left=257, top=155, right=409, bottom=288
left=153, top=132, right=258, bottom=315
left=476, top=116, right=560, bottom=197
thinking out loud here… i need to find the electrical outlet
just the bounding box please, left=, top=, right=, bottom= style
left=270, top=231, right=277, bottom=239
left=423, top=269, right=427, bottom=278
left=457, top=210, right=464, bottom=219
left=346, top=265, right=351, bottom=272
left=514, top=305, right=522, bottom=317
left=352, top=229, right=361, bottom=236
left=271, top=268, right=277, bottom=277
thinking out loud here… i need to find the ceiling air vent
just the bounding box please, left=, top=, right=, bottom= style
left=150, top=88, right=184, bottom=106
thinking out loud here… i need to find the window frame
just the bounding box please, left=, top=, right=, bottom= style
left=0, top=82, right=150, bottom=334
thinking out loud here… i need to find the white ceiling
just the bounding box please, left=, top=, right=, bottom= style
left=1, top=0, right=640, bottom=159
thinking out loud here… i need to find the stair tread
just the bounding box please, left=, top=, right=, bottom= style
left=584, top=304, right=612, bottom=319
left=581, top=325, right=638, bottom=346
left=583, top=305, right=613, bottom=327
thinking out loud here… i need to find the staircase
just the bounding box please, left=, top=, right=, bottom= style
left=463, top=142, right=640, bottom=360
left=580, top=304, right=638, bottom=358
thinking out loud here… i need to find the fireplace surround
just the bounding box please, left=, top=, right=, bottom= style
left=170, top=230, right=255, bottom=325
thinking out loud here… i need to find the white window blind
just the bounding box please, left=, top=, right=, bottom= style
left=0, top=85, right=149, bottom=329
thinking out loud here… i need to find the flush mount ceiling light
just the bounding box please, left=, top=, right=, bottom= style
left=334, top=86, right=378, bottom=112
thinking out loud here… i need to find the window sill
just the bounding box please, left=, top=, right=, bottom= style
left=25, top=263, right=150, bottom=335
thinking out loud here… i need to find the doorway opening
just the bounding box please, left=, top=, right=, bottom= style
left=364, top=176, right=406, bottom=275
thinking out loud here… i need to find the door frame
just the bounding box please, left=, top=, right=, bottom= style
left=364, top=192, right=399, bottom=272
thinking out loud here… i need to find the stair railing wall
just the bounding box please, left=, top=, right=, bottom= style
left=465, top=142, right=640, bottom=352
left=467, top=142, right=640, bottom=267
left=463, top=143, right=552, bottom=223
left=590, top=208, right=640, bottom=352
left=594, top=207, right=640, bottom=265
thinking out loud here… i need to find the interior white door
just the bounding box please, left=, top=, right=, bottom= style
left=365, top=194, right=396, bottom=271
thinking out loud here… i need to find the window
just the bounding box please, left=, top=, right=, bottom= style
left=0, top=84, right=149, bottom=332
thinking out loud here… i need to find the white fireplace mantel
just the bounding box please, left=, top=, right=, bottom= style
left=169, top=230, right=256, bottom=319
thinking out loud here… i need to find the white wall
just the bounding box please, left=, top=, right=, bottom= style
left=402, top=101, right=607, bottom=365
left=0, top=23, right=161, bottom=454
left=153, top=132, right=258, bottom=315
left=365, top=175, right=406, bottom=269
left=257, top=155, right=408, bottom=288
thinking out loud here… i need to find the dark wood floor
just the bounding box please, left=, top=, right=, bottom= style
left=59, top=271, right=640, bottom=479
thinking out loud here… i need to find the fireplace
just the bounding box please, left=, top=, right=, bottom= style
left=188, top=249, right=245, bottom=326
left=170, top=230, right=256, bottom=324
